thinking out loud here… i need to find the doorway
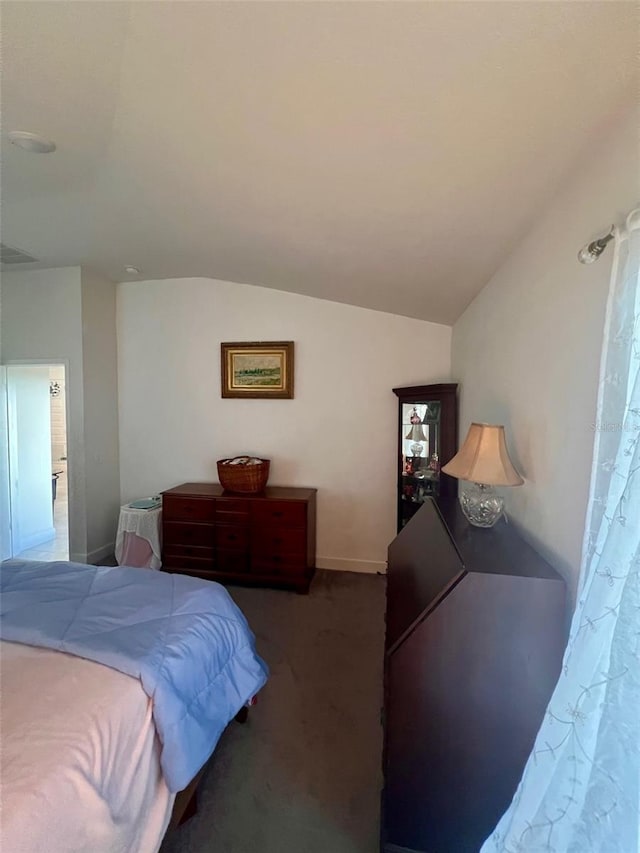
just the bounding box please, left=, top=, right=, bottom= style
left=4, top=364, right=69, bottom=561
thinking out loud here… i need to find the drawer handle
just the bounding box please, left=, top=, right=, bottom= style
left=273, top=511, right=284, bottom=518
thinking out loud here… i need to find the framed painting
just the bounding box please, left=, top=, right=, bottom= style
left=221, top=341, right=294, bottom=399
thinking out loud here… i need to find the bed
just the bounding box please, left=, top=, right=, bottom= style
left=0, top=559, right=268, bottom=853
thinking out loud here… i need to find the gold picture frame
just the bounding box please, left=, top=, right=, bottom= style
left=221, top=341, right=294, bottom=399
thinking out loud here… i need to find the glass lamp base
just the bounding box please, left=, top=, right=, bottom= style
left=459, top=483, right=504, bottom=528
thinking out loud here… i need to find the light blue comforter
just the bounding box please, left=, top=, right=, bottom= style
left=0, top=559, right=268, bottom=792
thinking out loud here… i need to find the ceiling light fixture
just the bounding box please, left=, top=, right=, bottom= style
left=124, top=265, right=141, bottom=275
left=8, top=130, right=57, bottom=154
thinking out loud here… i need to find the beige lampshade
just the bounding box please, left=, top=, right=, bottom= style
left=441, top=423, right=524, bottom=486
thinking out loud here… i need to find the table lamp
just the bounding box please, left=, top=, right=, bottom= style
left=441, top=423, right=523, bottom=527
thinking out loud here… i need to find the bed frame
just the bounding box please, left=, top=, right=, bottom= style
left=168, top=705, right=250, bottom=829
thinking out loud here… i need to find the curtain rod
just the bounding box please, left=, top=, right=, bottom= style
left=578, top=206, right=640, bottom=264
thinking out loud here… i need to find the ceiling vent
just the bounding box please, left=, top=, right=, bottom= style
left=0, top=243, right=38, bottom=265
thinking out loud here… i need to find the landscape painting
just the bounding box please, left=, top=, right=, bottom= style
left=221, top=341, right=294, bottom=399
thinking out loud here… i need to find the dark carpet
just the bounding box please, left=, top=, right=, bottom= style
left=160, top=570, right=386, bottom=853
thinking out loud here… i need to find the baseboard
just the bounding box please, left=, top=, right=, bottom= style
left=317, top=556, right=386, bottom=574
left=18, top=526, right=56, bottom=552
left=86, top=542, right=115, bottom=565
left=72, top=549, right=384, bottom=573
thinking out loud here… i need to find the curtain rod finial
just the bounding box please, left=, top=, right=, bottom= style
left=578, top=226, right=615, bottom=264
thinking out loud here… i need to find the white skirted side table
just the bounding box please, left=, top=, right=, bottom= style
left=115, top=504, right=162, bottom=569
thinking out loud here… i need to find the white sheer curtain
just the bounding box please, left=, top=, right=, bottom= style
left=481, top=211, right=640, bottom=853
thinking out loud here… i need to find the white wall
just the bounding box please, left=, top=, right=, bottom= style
left=81, top=269, right=121, bottom=561
left=452, top=106, right=639, bottom=596
left=1, top=266, right=87, bottom=560
left=117, top=278, right=452, bottom=572
left=1, top=265, right=121, bottom=562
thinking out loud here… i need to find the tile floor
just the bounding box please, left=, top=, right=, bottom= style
left=16, top=472, right=69, bottom=561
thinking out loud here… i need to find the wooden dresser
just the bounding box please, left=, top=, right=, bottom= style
left=382, top=497, right=567, bottom=853
left=161, top=483, right=316, bottom=593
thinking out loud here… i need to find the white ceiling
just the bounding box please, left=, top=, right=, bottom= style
left=2, top=1, right=637, bottom=324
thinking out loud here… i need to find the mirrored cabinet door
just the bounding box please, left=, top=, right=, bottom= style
left=393, top=384, right=458, bottom=531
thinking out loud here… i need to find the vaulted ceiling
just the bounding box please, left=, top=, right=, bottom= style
left=2, top=1, right=637, bottom=323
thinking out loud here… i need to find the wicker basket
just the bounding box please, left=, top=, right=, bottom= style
left=217, top=457, right=270, bottom=494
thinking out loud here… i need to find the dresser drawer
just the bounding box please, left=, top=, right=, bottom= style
left=164, top=521, right=215, bottom=547
left=252, top=500, right=306, bottom=528
left=163, top=553, right=215, bottom=573
left=216, top=524, right=249, bottom=551
left=252, top=553, right=305, bottom=576
left=164, top=544, right=215, bottom=561
left=163, top=495, right=215, bottom=523
left=252, top=526, right=307, bottom=555
left=215, top=499, right=250, bottom=521
left=217, top=550, right=250, bottom=574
